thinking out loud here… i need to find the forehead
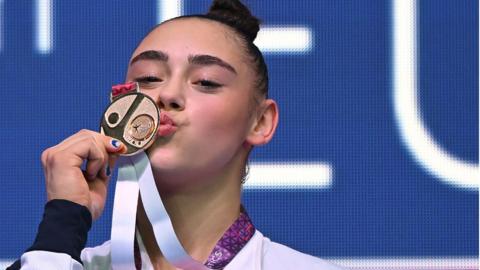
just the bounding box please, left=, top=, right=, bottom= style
left=131, top=18, right=245, bottom=66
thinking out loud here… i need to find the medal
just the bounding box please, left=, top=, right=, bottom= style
left=100, top=82, right=160, bottom=155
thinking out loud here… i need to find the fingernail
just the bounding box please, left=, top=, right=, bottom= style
left=111, top=139, right=121, bottom=148
left=106, top=165, right=111, bottom=177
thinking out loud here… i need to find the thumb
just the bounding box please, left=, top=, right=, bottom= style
left=105, top=138, right=127, bottom=154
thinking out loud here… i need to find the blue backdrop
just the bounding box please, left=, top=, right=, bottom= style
left=0, top=0, right=477, bottom=267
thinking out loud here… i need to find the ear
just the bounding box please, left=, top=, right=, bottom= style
left=245, top=99, right=279, bottom=146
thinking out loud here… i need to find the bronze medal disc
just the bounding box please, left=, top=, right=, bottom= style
left=100, top=92, right=160, bottom=156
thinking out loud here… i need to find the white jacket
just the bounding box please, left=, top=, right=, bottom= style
left=20, top=230, right=344, bottom=270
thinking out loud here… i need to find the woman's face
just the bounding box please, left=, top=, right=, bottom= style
left=126, top=18, right=257, bottom=186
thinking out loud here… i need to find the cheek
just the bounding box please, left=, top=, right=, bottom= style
left=190, top=98, right=250, bottom=142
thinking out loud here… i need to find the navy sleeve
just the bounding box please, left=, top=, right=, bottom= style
left=6, top=260, right=20, bottom=270
left=6, top=199, right=92, bottom=269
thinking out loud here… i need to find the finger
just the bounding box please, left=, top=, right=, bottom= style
left=57, top=130, right=124, bottom=165
left=57, top=135, right=106, bottom=180
left=106, top=153, right=120, bottom=178
left=103, top=137, right=127, bottom=154
left=86, top=173, right=109, bottom=220
left=92, top=136, right=126, bottom=179
left=55, top=130, right=124, bottom=154
left=92, top=138, right=126, bottom=180
left=55, top=129, right=98, bottom=151
left=80, top=171, right=108, bottom=220
left=85, top=136, right=111, bottom=180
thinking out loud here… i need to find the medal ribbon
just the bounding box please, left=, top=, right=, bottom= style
left=111, top=152, right=205, bottom=269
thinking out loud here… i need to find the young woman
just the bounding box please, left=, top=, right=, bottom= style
left=9, top=0, right=344, bottom=269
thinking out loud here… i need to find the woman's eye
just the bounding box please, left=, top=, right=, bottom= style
left=196, top=79, right=222, bottom=89
left=134, top=76, right=162, bottom=83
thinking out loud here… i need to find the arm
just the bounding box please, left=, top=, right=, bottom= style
left=8, top=130, right=125, bottom=270
left=7, top=200, right=91, bottom=270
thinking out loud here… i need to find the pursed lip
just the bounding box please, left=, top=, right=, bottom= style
left=158, top=112, right=177, bottom=137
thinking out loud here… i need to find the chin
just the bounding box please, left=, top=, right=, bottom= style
left=148, top=151, right=179, bottom=170
left=147, top=149, right=192, bottom=174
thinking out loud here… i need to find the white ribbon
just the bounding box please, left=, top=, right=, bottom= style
left=111, top=152, right=207, bottom=270
left=110, top=157, right=139, bottom=270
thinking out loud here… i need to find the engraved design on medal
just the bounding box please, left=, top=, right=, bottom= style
left=122, top=97, right=159, bottom=149
left=128, top=115, right=155, bottom=140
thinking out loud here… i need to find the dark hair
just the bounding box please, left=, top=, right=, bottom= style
left=176, top=0, right=269, bottom=102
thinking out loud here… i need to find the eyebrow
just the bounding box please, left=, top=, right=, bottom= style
left=129, top=50, right=169, bottom=65
left=188, top=54, right=237, bottom=74
left=129, top=50, right=237, bottom=75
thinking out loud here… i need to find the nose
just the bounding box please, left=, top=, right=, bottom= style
left=153, top=80, right=185, bottom=111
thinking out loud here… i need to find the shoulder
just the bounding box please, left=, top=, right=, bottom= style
left=261, top=233, right=346, bottom=270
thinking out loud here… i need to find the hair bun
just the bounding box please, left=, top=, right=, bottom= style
left=207, top=0, right=260, bottom=42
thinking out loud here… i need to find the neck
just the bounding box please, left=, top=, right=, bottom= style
left=136, top=171, right=242, bottom=269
